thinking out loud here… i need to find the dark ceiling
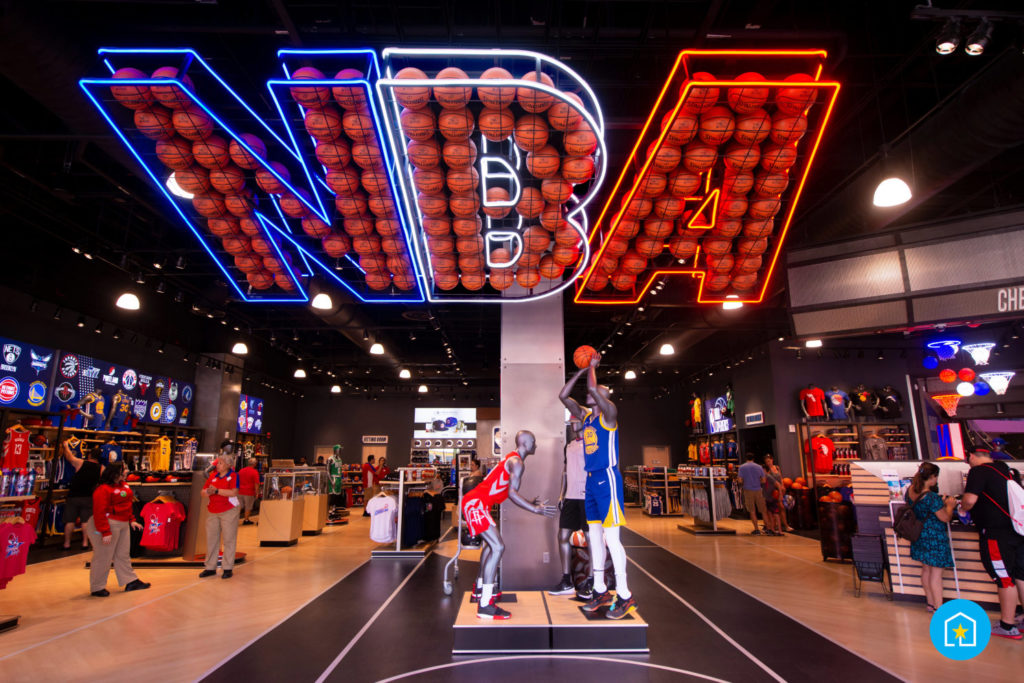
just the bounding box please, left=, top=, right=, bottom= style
left=3, top=0, right=1024, bottom=400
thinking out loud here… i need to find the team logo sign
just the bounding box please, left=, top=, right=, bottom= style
left=82, top=365, right=100, bottom=380
left=122, top=369, right=137, bottom=391
left=30, top=350, right=52, bottom=375
left=55, top=382, right=76, bottom=403
left=247, top=416, right=255, bottom=432
left=60, top=354, right=79, bottom=379
left=0, top=378, right=19, bottom=404
left=138, top=374, right=152, bottom=395
left=149, top=402, right=162, bottom=421
left=180, top=407, right=190, bottom=424
left=182, top=385, right=193, bottom=403
left=133, top=399, right=147, bottom=419
left=102, top=366, right=119, bottom=386
left=238, top=415, right=246, bottom=430
left=155, top=379, right=165, bottom=398
left=163, top=404, right=177, bottom=424
left=255, top=400, right=263, bottom=415
left=2, top=344, right=21, bottom=367
left=169, top=382, right=178, bottom=401
left=27, top=381, right=46, bottom=407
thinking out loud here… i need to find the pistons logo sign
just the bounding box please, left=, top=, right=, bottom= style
left=0, top=377, right=19, bottom=404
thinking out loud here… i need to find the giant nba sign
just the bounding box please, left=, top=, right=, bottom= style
left=80, top=48, right=837, bottom=306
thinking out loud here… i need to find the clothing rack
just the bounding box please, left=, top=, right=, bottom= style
left=678, top=466, right=736, bottom=536
left=371, top=467, right=436, bottom=558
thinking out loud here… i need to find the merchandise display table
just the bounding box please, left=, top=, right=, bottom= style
left=452, top=591, right=648, bottom=654
left=258, top=497, right=305, bottom=546
left=301, top=493, right=328, bottom=535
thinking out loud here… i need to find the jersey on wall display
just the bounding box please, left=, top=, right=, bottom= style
left=0, top=335, right=55, bottom=411
left=238, top=394, right=264, bottom=434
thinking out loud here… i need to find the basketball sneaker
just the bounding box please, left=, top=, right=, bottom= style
left=548, top=575, right=575, bottom=596
left=581, top=590, right=614, bottom=612
left=991, top=623, right=1023, bottom=640
left=470, top=588, right=501, bottom=604
left=576, top=577, right=594, bottom=600
left=476, top=603, right=511, bottom=620
left=606, top=595, right=638, bottom=620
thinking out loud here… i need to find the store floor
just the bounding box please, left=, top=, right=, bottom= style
left=0, top=511, right=1017, bottom=682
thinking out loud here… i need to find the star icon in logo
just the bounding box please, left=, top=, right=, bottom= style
left=952, top=623, right=969, bottom=642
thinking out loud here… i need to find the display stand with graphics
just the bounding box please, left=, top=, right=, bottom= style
left=677, top=466, right=736, bottom=536
left=257, top=467, right=305, bottom=546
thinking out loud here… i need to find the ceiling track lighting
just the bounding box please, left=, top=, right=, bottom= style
left=935, top=17, right=961, bottom=54
left=965, top=18, right=993, bottom=56
left=76, top=316, right=86, bottom=328
left=94, top=322, right=103, bottom=334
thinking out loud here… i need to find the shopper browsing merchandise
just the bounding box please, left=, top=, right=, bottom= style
left=763, top=455, right=793, bottom=532
left=958, top=449, right=1024, bottom=640
left=549, top=415, right=593, bottom=600
left=905, top=462, right=956, bottom=612
left=85, top=463, right=150, bottom=597
left=238, top=458, right=261, bottom=525
left=738, top=453, right=768, bottom=535
left=361, top=455, right=378, bottom=517
left=63, top=446, right=102, bottom=550
left=199, top=455, right=241, bottom=579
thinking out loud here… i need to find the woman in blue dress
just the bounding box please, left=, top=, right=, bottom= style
left=906, top=462, right=958, bottom=611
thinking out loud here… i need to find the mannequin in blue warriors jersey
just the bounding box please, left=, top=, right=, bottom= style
left=559, top=353, right=637, bottom=620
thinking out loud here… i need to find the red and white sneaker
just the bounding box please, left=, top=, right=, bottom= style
left=476, top=602, right=511, bottom=620
left=470, top=588, right=501, bottom=604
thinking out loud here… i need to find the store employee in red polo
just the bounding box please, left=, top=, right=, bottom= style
left=199, top=454, right=241, bottom=580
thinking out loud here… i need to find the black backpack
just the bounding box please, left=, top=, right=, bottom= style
left=893, top=503, right=923, bottom=542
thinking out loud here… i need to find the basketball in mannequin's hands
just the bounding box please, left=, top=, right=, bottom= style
left=573, top=345, right=598, bottom=369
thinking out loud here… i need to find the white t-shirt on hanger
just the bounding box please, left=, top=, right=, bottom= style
left=366, top=494, right=398, bottom=544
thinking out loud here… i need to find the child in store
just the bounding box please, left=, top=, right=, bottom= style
left=762, top=473, right=784, bottom=536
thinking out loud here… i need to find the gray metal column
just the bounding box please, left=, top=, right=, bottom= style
left=499, top=291, right=565, bottom=590
left=193, top=353, right=243, bottom=450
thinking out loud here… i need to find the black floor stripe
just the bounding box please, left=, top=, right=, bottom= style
left=200, top=559, right=419, bottom=683
left=621, top=528, right=901, bottom=682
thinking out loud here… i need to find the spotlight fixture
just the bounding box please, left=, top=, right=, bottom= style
left=330, top=385, right=342, bottom=394
left=418, top=384, right=428, bottom=393
left=132, top=272, right=145, bottom=285
left=362, top=329, right=369, bottom=342
left=369, top=343, right=384, bottom=355
left=94, top=322, right=103, bottom=334
left=71, top=245, right=81, bottom=255
left=76, top=316, right=86, bottom=328
left=624, top=369, right=637, bottom=380
left=53, top=308, right=62, bottom=321
left=116, top=292, right=141, bottom=310
left=294, top=368, right=307, bottom=379
left=113, top=328, right=122, bottom=340
left=659, top=343, right=675, bottom=356
left=876, top=350, right=885, bottom=360
left=174, top=291, right=185, bottom=303
left=722, top=294, right=743, bottom=310
left=157, top=343, right=165, bottom=354
left=175, top=256, right=186, bottom=270
left=231, top=342, right=249, bottom=355
left=311, top=293, right=333, bottom=310
left=29, top=300, right=38, bottom=313
left=935, top=17, right=961, bottom=54
left=965, top=18, right=993, bottom=56
left=805, top=339, right=823, bottom=348
left=872, top=177, right=912, bottom=207
left=156, top=281, right=166, bottom=294
left=153, top=258, right=164, bottom=270
left=292, top=330, right=299, bottom=342
left=399, top=368, right=411, bottom=379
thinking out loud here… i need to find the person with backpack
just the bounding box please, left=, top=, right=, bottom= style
left=905, top=462, right=957, bottom=612
left=958, top=448, right=1024, bottom=640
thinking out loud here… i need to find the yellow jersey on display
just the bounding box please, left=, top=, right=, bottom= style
left=582, top=408, right=618, bottom=472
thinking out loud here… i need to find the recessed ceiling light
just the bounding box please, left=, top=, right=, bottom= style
left=116, top=292, right=140, bottom=310
left=659, top=343, right=675, bottom=356
left=722, top=294, right=743, bottom=310
left=369, top=343, right=384, bottom=355
left=231, top=342, right=248, bottom=355
left=399, top=368, right=411, bottom=379
left=805, top=339, right=823, bottom=348
left=294, top=368, right=307, bottom=379
left=311, top=293, right=333, bottom=310
left=873, top=177, right=912, bottom=207
left=418, top=384, right=428, bottom=393
left=624, top=369, right=637, bottom=380
left=330, top=385, right=342, bottom=394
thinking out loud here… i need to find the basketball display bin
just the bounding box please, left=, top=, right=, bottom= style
left=258, top=467, right=306, bottom=546
left=292, top=467, right=329, bottom=535
left=376, top=48, right=607, bottom=303
left=574, top=50, right=840, bottom=307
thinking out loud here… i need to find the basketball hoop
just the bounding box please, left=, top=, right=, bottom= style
left=931, top=393, right=962, bottom=417
left=962, top=343, right=995, bottom=366
left=979, top=371, right=1016, bottom=396
left=926, top=339, right=962, bottom=361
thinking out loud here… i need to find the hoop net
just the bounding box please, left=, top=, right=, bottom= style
left=927, top=340, right=961, bottom=361
left=962, top=343, right=995, bottom=366
left=931, top=394, right=962, bottom=417
left=979, top=372, right=1016, bottom=396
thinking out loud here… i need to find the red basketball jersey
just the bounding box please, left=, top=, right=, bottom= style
left=465, top=453, right=517, bottom=508
left=2, top=428, right=30, bottom=469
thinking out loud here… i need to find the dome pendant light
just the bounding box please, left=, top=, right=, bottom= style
left=873, top=177, right=912, bottom=207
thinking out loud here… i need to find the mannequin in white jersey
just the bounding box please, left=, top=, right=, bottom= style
left=547, top=415, right=595, bottom=599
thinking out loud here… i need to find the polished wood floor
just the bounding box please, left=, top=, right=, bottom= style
left=0, top=511, right=1018, bottom=682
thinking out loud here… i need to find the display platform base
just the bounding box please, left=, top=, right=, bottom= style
left=89, top=552, right=248, bottom=568
left=0, top=615, right=19, bottom=633
left=371, top=540, right=436, bottom=559
left=301, top=529, right=323, bottom=536
left=453, top=591, right=648, bottom=655
left=678, top=523, right=737, bottom=536
left=259, top=539, right=298, bottom=547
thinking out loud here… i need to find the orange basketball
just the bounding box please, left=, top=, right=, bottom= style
left=446, top=167, right=479, bottom=194
left=304, top=106, right=343, bottom=142
left=760, top=144, right=798, bottom=172
left=365, top=270, right=392, bottom=291
left=653, top=196, right=685, bottom=220
left=442, top=139, right=476, bottom=169
left=604, top=236, right=630, bottom=257
left=234, top=253, right=262, bottom=273
left=208, top=217, right=239, bottom=237
left=734, top=109, right=772, bottom=145
left=722, top=170, right=754, bottom=196
left=452, top=216, right=481, bottom=237
left=449, top=193, right=480, bottom=218
left=155, top=136, right=194, bottom=170
left=394, top=67, right=430, bottom=109
left=478, top=67, right=515, bottom=108
left=636, top=173, right=668, bottom=198
left=748, top=197, right=782, bottom=220
left=514, top=114, right=549, bottom=152
left=435, top=271, right=460, bottom=290
left=704, top=274, right=730, bottom=291
left=461, top=272, right=487, bottom=290
left=516, top=268, right=542, bottom=288
left=648, top=142, right=682, bottom=173
left=538, top=255, right=564, bottom=279
left=193, top=192, right=226, bottom=218
left=667, top=171, right=701, bottom=197
left=541, top=178, right=572, bottom=204
left=611, top=270, right=637, bottom=291
left=698, top=106, right=735, bottom=146
left=706, top=253, right=734, bottom=273
left=635, top=236, right=664, bottom=259
left=361, top=170, right=390, bottom=196
left=134, top=107, right=175, bottom=140
left=489, top=268, right=515, bottom=290
left=413, top=167, right=444, bottom=194
left=681, top=72, right=719, bottom=113
left=278, top=192, right=309, bottom=218
left=353, top=142, right=383, bottom=171
left=221, top=235, right=250, bottom=256
left=332, top=68, right=368, bottom=110
left=711, top=218, right=743, bottom=239
left=423, top=217, right=451, bottom=237
left=288, top=67, right=330, bottom=108
left=622, top=196, right=653, bottom=220
left=517, top=70, right=555, bottom=113
left=614, top=219, right=641, bottom=239
left=352, top=235, right=381, bottom=255
left=723, top=144, right=760, bottom=171
left=661, top=110, right=698, bottom=146
left=720, top=194, right=748, bottom=219
left=208, top=166, right=245, bottom=194
left=322, top=232, right=351, bottom=258
left=171, top=107, right=213, bottom=141
left=315, top=139, right=350, bottom=170
left=743, top=218, right=774, bottom=238
left=643, top=218, right=674, bottom=239
left=703, top=238, right=732, bottom=256
left=554, top=224, right=580, bottom=245
left=478, top=107, right=515, bottom=142
left=782, top=477, right=794, bottom=488
left=597, top=255, right=619, bottom=275
left=247, top=269, right=274, bottom=290
left=552, top=243, right=580, bottom=266
left=775, top=73, right=817, bottom=115
left=343, top=217, right=374, bottom=236
left=192, top=135, right=231, bottom=170
left=683, top=143, right=716, bottom=173
left=548, top=92, right=584, bottom=132
left=526, top=145, right=561, bottom=179
left=301, top=217, right=332, bottom=238
left=540, top=204, right=567, bottom=230
left=111, top=67, right=153, bottom=109
left=668, top=237, right=698, bottom=260
left=327, top=167, right=361, bottom=196
left=483, top=188, right=511, bottom=219
left=407, top=139, right=442, bottom=169
left=770, top=112, right=808, bottom=145
left=727, top=72, right=770, bottom=114
left=417, top=193, right=449, bottom=218
left=573, top=345, right=598, bottom=368
left=380, top=237, right=407, bottom=255
left=621, top=250, right=649, bottom=275
left=360, top=252, right=388, bottom=272
left=523, top=225, right=552, bottom=251
left=433, top=253, right=457, bottom=272
left=735, top=254, right=763, bottom=273
left=438, top=107, right=475, bottom=141
left=517, top=250, right=542, bottom=269
left=262, top=254, right=290, bottom=274
left=371, top=196, right=397, bottom=219
left=174, top=167, right=210, bottom=194
left=342, top=110, right=375, bottom=141
left=335, top=193, right=368, bottom=218
left=434, top=67, right=472, bottom=109
left=564, top=122, right=598, bottom=156
left=150, top=66, right=195, bottom=110
left=737, top=237, right=768, bottom=256
left=428, top=235, right=455, bottom=254
left=753, top=171, right=790, bottom=197
left=400, top=107, right=437, bottom=141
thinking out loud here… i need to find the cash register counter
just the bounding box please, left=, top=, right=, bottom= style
left=851, top=460, right=1024, bottom=607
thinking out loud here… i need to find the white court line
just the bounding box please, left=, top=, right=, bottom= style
left=627, top=557, right=787, bottom=683
left=376, top=654, right=733, bottom=683
left=193, top=559, right=370, bottom=681
left=0, top=546, right=290, bottom=662
left=627, top=528, right=908, bottom=682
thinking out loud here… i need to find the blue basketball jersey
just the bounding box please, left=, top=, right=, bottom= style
left=582, top=408, right=618, bottom=472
